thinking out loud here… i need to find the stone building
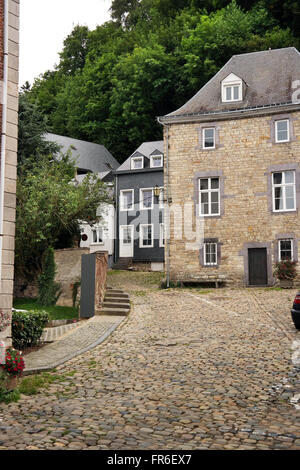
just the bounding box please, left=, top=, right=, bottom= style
left=0, top=0, right=19, bottom=347
left=159, top=48, right=300, bottom=287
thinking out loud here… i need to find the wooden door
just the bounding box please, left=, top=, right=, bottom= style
left=248, top=248, right=268, bottom=286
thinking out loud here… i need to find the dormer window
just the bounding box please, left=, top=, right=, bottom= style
left=150, top=154, right=163, bottom=168
left=221, top=73, right=243, bottom=103
left=131, top=156, right=144, bottom=170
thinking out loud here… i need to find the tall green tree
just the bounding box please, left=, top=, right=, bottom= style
left=18, top=92, right=59, bottom=171
left=16, top=154, right=111, bottom=281
left=23, top=0, right=299, bottom=162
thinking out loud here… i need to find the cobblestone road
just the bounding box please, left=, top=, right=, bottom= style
left=0, top=272, right=299, bottom=450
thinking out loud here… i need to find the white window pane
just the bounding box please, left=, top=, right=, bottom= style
left=211, top=202, right=219, bottom=214
left=200, top=179, right=208, bottom=190
left=276, top=121, right=289, bottom=141
left=203, top=128, right=215, bottom=148
left=211, top=178, right=219, bottom=189
left=273, top=173, right=283, bottom=185
left=233, top=86, right=240, bottom=100
left=226, top=87, right=231, bottom=101
left=285, top=171, right=295, bottom=184
left=132, top=158, right=143, bottom=169
left=280, top=240, right=292, bottom=260
left=122, top=191, right=133, bottom=209
left=211, top=192, right=219, bottom=203
left=152, top=156, right=162, bottom=167
left=142, top=190, right=152, bottom=208
left=286, top=197, right=295, bottom=210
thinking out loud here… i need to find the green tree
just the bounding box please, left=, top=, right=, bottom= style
left=15, top=154, right=111, bottom=281
left=18, top=92, right=59, bottom=171
left=58, top=25, right=90, bottom=75
left=37, top=247, right=61, bottom=306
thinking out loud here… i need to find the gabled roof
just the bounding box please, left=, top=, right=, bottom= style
left=46, top=133, right=119, bottom=174
left=150, top=148, right=163, bottom=156
left=160, top=47, right=300, bottom=122
left=131, top=151, right=147, bottom=159
left=116, top=141, right=164, bottom=172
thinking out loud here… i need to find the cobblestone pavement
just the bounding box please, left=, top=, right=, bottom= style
left=0, top=272, right=299, bottom=450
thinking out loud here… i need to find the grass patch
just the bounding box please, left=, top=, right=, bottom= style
left=19, top=372, right=67, bottom=395
left=134, top=290, right=147, bottom=296
left=108, top=270, right=164, bottom=289
left=13, top=298, right=78, bottom=321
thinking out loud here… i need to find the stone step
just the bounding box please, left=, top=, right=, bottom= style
left=96, top=307, right=130, bottom=316
left=104, top=297, right=130, bottom=304
left=102, top=302, right=130, bottom=309
left=105, top=293, right=129, bottom=299
left=106, top=290, right=126, bottom=295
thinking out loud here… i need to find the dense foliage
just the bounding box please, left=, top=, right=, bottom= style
left=1, top=348, right=25, bottom=377
left=273, top=260, right=298, bottom=280
left=37, top=247, right=61, bottom=306
left=12, top=311, right=49, bottom=351
left=16, top=152, right=112, bottom=281
left=25, top=0, right=299, bottom=161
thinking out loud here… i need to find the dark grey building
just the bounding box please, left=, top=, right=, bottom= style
left=115, top=141, right=165, bottom=271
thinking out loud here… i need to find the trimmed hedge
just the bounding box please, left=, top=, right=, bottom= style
left=12, top=311, right=49, bottom=350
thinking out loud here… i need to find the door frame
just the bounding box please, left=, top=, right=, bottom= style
left=239, top=242, right=274, bottom=287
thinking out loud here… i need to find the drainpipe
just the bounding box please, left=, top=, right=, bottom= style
left=157, top=117, right=170, bottom=288
left=114, top=173, right=118, bottom=265
left=0, top=0, right=9, bottom=285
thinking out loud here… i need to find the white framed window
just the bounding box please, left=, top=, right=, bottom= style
left=140, top=188, right=153, bottom=210
left=140, top=224, right=154, bottom=248
left=221, top=73, right=243, bottom=103
left=275, top=119, right=289, bottom=143
left=159, top=187, right=164, bottom=208
left=272, top=171, right=296, bottom=212
left=278, top=239, right=293, bottom=261
left=131, top=156, right=144, bottom=170
left=159, top=223, right=165, bottom=248
left=199, top=177, right=220, bottom=216
left=150, top=154, right=163, bottom=168
left=203, top=128, right=215, bottom=149
left=120, top=189, right=134, bottom=211
left=223, top=84, right=241, bottom=102
left=204, top=242, right=218, bottom=266
left=91, top=226, right=104, bottom=244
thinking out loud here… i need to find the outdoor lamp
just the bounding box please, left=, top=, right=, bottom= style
left=154, top=186, right=161, bottom=198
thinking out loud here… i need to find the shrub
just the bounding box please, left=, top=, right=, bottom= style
left=273, top=260, right=298, bottom=280
left=12, top=310, right=49, bottom=350
left=37, top=247, right=61, bottom=306
left=0, top=310, right=10, bottom=333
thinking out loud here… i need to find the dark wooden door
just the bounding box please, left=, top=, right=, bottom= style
left=248, top=248, right=268, bottom=286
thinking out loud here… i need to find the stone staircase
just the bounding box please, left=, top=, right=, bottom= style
left=96, top=287, right=131, bottom=316
left=113, top=257, right=133, bottom=270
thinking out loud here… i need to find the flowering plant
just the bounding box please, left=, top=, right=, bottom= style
left=273, top=260, right=298, bottom=280
left=1, top=347, right=25, bottom=377
left=0, top=310, right=10, bottom=333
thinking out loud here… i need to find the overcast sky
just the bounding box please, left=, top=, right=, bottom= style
left=19, top=0, right=112, bottom=87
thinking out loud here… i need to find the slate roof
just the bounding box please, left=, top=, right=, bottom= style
left=161, top=47, right=300, bottom=122
left=46, top=133, right=119, bottom=173
left=116, top=141, right=164, bottom=172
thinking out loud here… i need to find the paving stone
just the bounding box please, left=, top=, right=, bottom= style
left=0, top=277, right=299, bottom=450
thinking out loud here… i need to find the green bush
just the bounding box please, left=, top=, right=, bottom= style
left=37, top=247, right=61, bottom=306
left=12, top=310, right=49, bottom=350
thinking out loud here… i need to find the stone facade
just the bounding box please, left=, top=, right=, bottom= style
left=0, top=0, right=19, bottom=345
left=164, top=110, right=300, bottom=286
